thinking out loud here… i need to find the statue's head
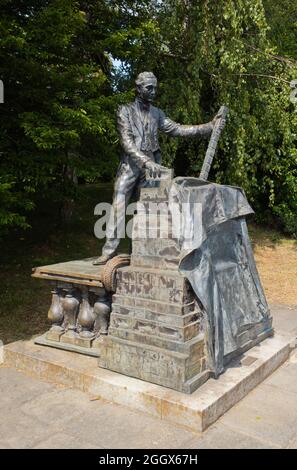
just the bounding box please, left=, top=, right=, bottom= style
left=135, top=72, right=157, bottom=102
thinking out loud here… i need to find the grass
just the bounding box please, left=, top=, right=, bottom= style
left=0, top=183, right=296, bottom=344
left=249, top=224, right=297, bottom=306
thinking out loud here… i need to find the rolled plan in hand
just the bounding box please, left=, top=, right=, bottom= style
left=199, top=105, right=229, bottom=181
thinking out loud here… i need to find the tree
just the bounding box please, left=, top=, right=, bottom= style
left=0, top=0, right=164, bottom=230
left=0, top=1, right=116, bottom=229
left=263, top=0, right=297, bottom=60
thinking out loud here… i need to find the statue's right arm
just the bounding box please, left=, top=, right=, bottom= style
left=117, top=105, right=150, bottom=168
left=158, top=109, right=213, bottom=137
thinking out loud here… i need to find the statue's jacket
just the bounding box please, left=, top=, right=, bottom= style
left=117, top=98, right=213, bottom=169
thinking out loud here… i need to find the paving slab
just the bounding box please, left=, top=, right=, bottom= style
left=32, top=433, right=102, bottom=449
left=0, top=407, right=57, bottom=449
left=20, top=388, right=100, bottom=427
left=0, top=440, right=12, bottom=449
left=0, top=366, right=58, bottom=409
left=60, top=402, right=197, bottom=449
left=286, top=434, right=297, bottom=449
left=264, top=361, right=297, bottom=395
left=184, top=423, right=280, bottom=449
left=218, top=383, right=297, bottom=447
left=0, top=367, right=197, bottom=449
left=269, top=305, right=297, bottom=335
left=20, top=385, right=196, bottom=449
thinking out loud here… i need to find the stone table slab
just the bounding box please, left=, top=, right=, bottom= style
left=31, top=258, right=105, bottom=287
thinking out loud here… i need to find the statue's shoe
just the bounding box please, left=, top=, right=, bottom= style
left=92, top=253, right=116, bottom=266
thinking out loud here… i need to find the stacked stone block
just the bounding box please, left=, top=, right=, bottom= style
left=99, top=172, right=210, bottom=393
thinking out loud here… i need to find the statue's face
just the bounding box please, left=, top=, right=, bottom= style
left=137, top=79, right=157, bottom=102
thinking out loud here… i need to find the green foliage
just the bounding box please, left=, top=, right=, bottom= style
left=0, top=177, right=32, bottom=231
left=263, top=0, right=297, bottom=60
left=0, top=0, right=119, bottom=231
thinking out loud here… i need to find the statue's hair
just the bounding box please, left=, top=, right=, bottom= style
left=135, top=71, right=157, bottom=86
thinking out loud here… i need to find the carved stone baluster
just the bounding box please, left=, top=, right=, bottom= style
left=46, top=288, right=64, bottom=342
left=61, top=289, right=80, bottom=343
left=93, top=295, right=111, bottom=336
left=78, top=287, right=96, bottom=342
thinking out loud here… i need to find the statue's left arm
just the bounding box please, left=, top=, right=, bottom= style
left=158, top=109, right=213, bottom=137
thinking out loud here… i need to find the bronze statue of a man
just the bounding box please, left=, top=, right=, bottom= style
left=93, top=71, right=221, bottom=265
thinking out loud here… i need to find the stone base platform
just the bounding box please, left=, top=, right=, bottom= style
left=34, top=334, right=102, bottom=358
left=3, top=333, right=293, bottom=431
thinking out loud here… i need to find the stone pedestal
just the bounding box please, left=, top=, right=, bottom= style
left=32, top=170, right=273, bottom=394
left=98, top=171, right=210, bottom=392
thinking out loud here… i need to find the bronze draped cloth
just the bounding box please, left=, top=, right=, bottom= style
left=169, top=177, right=271, bottom=377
